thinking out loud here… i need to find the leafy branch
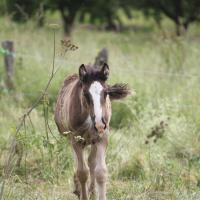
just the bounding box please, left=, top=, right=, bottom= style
left=0, top=28, right=78, bottom=199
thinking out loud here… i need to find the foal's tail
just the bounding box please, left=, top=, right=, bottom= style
left=93, top=48, right=108, bottom=69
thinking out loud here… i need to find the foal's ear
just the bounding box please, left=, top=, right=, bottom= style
left=79, top=64, right=87, bottom=81
left=107, top=84, right=131, bottom=100
left=100, top=63, right=109, bottom=81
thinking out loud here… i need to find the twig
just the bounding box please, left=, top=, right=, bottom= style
left=23, top=119, right=27, bottom=183
left=15, top=4, right=29, bottom=21
left=0, top=29, right=79, bottom=198
left=28, top=115, right=35, bottom=131
left=0, top=29, right=57, bottom=199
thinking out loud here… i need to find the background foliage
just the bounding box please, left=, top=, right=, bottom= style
left=1, top=0, right=200, bottom=35
left=0, top=1, right=200, bottom=199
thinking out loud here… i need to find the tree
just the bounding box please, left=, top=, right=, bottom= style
left=127, top=0, right=200, bottom=35
left=0, top=0, right=7, bottom=15
left=48, top=0, right=124, bottom=34
left=4, top=0, right=45, bottom=26
left=4, top=0, right=84, bottom=34
left=80, top=0, right=122, bottom=31
left=3, top=0, right=128, bottom=34
left=5, top=0, right=41, bottom=22
left=47, top=0, right=86, bottom=35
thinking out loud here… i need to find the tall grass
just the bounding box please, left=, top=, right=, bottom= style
left=0, top=17, right=200, bottom=199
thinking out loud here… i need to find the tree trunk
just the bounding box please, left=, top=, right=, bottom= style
left=37, top=15, right=45, bottom=27
left=106, top=20, right=116, bottom=31
left=174, top=0, right=182, bottom=36
left=60, top=8, right=76, bottom=36
left=183, top=21, right=190, bottom=31
left=105, top=12, right=118, bottom=31
left=175, top=17, right=181, bottom=36
left=175, top=23, right=181, bottom=36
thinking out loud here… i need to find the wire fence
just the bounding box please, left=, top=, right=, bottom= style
left=1, top=46, right=200, bottom=79
left=16, top=56, right=200, bottom=80
left=0, top=45, right=200, bottom=111
left=18, top=92, right=200, bottom=108
left=0, top=41, right=200, bottom=199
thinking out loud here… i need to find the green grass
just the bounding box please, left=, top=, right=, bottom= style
left=0, top=16, right=200, bottom=199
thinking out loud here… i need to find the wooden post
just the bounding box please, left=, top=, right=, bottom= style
left=1, top=41, right=15, bottom=90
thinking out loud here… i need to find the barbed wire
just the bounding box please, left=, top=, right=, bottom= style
left=125, top=68, right=200, bottom=79
left=0, top=43, right=199, bottom=197
left=0, top=34, right=80, bottom=199
left=1, top=90, right=199, bottom=110
left=15, top=52, right=68, bottom=63
left=1, top=46, right=200, bottom=79
left=1, top=46, right=200, bottom=118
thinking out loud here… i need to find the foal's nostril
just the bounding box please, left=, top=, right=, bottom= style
left=95, top=121, right=106, bottom=133
left=91, top=115, right=95, bottom=121
left=101, top=117, right=106, bottom=129
left=94, top=122, right=98, bottom=131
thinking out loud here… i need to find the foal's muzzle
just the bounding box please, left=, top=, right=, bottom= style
left=94, top=117, right=107, bottom=134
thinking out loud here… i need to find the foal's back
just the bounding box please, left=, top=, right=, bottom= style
left=54, top=74, right=80, bottom=134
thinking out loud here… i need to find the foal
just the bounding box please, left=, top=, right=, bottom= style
left=54, top=63, right=130, bottom=200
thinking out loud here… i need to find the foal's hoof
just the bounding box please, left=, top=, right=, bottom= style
left=89, top=186, right=96, bottom=200
left=89, top=192, right=96, bottom=200
left=73, top=190, right=80, bottom=199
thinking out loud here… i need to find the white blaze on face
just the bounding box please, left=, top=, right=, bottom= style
left=89, top=81, right=103, bottom=122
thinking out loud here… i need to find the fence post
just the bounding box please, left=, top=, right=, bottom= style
left=1, top=41, right=15, bottom=90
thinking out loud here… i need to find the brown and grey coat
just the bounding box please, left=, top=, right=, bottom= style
left=55, top=63, right=130, bottom=200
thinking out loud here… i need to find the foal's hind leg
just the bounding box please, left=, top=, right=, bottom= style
left=73, top=173, right=81, bottom=199
left=72, top=141, right=89, bottom=200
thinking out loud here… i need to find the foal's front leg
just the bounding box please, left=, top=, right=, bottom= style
left=88, top=144, right=97, bottom=199
left=72, top=141, right=89, bottom=200
left=95, top=136, right=108, bottom=200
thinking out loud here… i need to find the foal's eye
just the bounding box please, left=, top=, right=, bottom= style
left=104, top=91, right=108, bottom=99
left=84, top=92, right=91, bottom=104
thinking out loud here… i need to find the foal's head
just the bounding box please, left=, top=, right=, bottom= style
left=79, top=63, right=130, bottom=134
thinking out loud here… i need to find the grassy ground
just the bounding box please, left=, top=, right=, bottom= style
left=0, top=16, right=200, bottom=199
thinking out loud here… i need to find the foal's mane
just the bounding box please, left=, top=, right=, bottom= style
left=63, top=74, right=79, bottom=86
left=107, top=84, right=131, bottom=100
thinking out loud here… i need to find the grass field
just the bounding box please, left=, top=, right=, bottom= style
left=0, top=16, right=200, bottom=199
